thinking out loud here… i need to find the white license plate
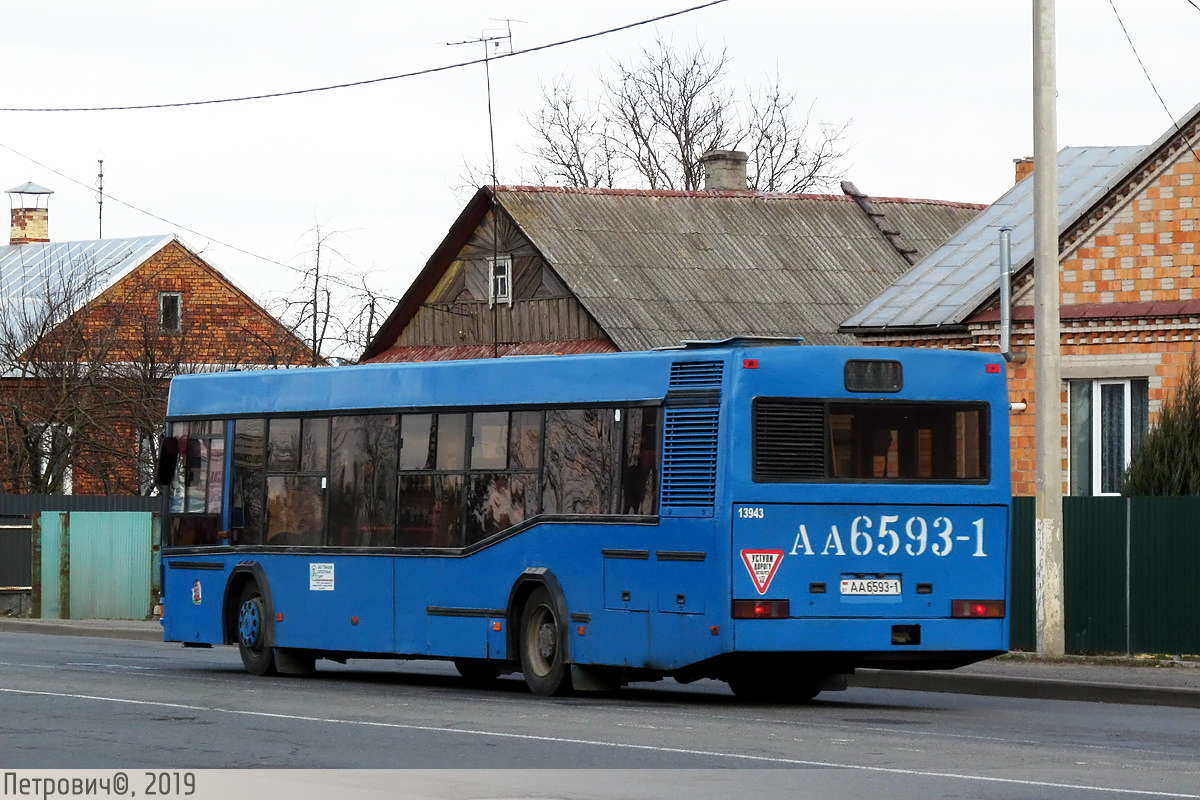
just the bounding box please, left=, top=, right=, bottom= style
left=840, top=578, right=901, bottom=595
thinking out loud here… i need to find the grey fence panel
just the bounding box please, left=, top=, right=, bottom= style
left=1062, top=496, right=1128, bottom=654
left=1129, top=497, right=1200, bottom=656
left=0, top=515, right=32, bottom=587
left=1009, top=497, right=1035, bottom=651
left=1012, top=496, right=1200, bottom=656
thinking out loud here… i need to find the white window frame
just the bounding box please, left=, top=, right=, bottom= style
left=1068, top=378, right=1148, bottom=496
left=487, top=255, right=512, bottom=308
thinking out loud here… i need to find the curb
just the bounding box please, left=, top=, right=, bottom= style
left=851, top=668, right=1200, bottom=709
left=0, top=618, right=164, bottom=642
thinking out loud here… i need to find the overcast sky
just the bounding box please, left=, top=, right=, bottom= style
left=2, top=0, right=1198, bottom=316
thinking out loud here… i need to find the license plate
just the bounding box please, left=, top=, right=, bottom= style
left=840, top=577, right=901, bottom=595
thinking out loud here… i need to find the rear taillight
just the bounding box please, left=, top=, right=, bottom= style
left=951, top=599, right=1005, bottom=618
left=732, top=599, right=790, bottom=619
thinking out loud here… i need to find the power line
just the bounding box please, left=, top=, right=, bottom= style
left=0, top=140, right=395, bottom=301
left=1107, top=0, right=1176, bottom=125
left=0, top=1, right=730, bottom=113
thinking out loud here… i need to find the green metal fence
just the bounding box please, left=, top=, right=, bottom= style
left=1011, top=496, right=1200, bottom=655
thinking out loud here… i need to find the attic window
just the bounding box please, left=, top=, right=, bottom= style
left=159, top=291, right=182, bottom=334
left=488, top=255, right=512, bottom=308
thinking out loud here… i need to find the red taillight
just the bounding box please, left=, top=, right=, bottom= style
left=951, top=599, right=1005, bottom=618
left=743, top=358, right=759, bottom=369
left=732, top=599, right=790, bottom=619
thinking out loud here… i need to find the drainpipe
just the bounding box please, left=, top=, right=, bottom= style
left=999, top=227, right=1026, bottom=363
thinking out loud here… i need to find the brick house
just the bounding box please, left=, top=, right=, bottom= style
left=842, top=103, right=1200, bottom=496
left=361, top=151, right=983, bottom=362
left=1, top=183, right=318, bottom=495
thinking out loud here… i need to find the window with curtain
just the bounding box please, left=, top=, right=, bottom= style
left=1069, top=378, right=1149, bottom=495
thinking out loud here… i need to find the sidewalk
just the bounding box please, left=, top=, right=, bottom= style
left=3, top=615, right=1199, bottom=708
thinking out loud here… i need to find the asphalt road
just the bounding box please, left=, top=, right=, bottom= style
left=2, top=631, right=1198, bottom=799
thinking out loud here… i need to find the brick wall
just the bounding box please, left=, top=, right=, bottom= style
left=1, top=240, right=317, bottom=495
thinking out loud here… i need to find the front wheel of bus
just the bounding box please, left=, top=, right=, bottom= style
left=519, top=587, right=571, bottom=696
left=237, top=582, right=277, bottom=677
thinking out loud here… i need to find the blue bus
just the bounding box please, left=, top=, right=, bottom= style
left=158, top=338, right=1011, bottom=701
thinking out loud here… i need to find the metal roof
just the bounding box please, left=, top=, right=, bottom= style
left=842, top=145, right=1145, bottom=331
left=494, top=188, right=982, bottom=348
left=6, top=182, right=53, bottom=196
left=0, top=235, right=176, bottom=348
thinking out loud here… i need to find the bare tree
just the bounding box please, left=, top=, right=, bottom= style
left=0, top=244, right=313, bottom=495
left=272, top=222, right=395, bottom=364
left=520, top=38, right=851, bottom=193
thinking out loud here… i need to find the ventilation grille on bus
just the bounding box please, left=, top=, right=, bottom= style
left=668, top=360, right=724, bottom=391
left=753, top=399, right=826, bottom=481
left=661, top=360, right=723, bottom=515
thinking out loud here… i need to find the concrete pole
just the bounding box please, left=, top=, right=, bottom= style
left=1033, top=0, right=1066, bottom=656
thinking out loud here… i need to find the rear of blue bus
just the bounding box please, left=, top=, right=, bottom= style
left=719, top=346, right=1011, bottom=699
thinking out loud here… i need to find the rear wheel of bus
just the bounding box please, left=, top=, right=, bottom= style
left=519, top=586, right=571, bottom=696
left=236, top=581, right=277, bottom=676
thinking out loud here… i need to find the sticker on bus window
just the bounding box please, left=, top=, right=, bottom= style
left=741, top=550, right=784, bottom=595
left=310, top=563, right=335, bottom=591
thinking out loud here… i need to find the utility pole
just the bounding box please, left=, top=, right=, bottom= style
left=1033, top=0, right=1066, bottom=656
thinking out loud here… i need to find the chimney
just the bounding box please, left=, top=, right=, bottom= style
left=1013, top=157, right=1034, bottom=184
left=7, top=181, right=54, bottom=245
left=700, top=150, right=748, bottom=191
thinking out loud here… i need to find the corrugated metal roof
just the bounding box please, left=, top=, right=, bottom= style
left=0, top=234, right=175, bottom=301
left=496, top=189, right=982, bottom=349
left=0, top=235, right=175, bottom=348
left=842, top=146, right=1145, bottom=331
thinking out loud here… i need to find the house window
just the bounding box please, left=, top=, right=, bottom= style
left=488, top=255, right=512, bottom=308
left=159, top=291, right=182, bottom=334
left=1069, top=378, right=1149, bottom=495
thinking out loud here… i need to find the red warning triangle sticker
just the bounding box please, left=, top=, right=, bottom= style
left=741, top=549, right=784, bottom=595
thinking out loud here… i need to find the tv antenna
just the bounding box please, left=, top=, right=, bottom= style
left=447, top=19, right=523, bottom=187
left=96, top=152, right=105, bottom=238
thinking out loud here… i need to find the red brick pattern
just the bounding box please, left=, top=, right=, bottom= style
left=859, top=149, right=1200, bottom=495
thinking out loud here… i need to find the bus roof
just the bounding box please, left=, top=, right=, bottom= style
left=165, top=343, right=1006, bottom=419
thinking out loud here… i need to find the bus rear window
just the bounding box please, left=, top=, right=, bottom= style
left=753, top=399, right=987, bottom=483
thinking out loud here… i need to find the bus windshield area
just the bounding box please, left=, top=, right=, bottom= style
left=753, top=399, right=987, bottom=483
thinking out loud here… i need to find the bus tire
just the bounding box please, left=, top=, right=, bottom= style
left=519, top=586, right=571, bottom=696
left=236, top=581, right=278, bottom=677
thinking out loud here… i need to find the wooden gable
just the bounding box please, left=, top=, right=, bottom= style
left=382, top=205, right=613, bottom=361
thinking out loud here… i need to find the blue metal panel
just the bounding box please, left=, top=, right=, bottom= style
left=732, top=503, right=1010, bottom=621
left=162, top=562, right=227, bottom=644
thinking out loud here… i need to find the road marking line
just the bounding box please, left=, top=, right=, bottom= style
left=2, top=686, right=1196, bottom=798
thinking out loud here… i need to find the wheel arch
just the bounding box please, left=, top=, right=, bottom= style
left=506, top=567, right=570, bottom=664
left=223, top=561, right=275, bottom=647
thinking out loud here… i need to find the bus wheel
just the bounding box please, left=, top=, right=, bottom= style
left=454, top=659, right=501, bottom=685
left=237, top=582, right=277, bottom=677
left=519, top=587, right=571, bottom=696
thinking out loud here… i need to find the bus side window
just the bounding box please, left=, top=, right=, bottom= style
left=621, top=407, right=660, bottom=514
